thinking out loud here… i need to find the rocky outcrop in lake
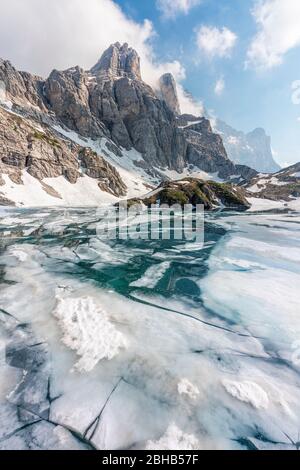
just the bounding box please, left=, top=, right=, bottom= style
left=124, top=178, right=251, bottom=211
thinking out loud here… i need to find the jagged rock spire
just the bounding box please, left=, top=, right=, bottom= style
left=90, top=42, right=142, bottom=80
left=159, top=73, right=181, bottom=116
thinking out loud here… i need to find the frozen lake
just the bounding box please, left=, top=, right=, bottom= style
left=0, top=206, right=300, bottom=450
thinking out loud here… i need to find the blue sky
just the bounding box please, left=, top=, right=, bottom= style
left=115, top=0, right=300, bottom=167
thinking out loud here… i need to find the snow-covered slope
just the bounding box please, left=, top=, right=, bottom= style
left=244, top=162, right=300, bottom=211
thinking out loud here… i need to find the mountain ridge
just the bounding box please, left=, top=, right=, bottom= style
left=0, top=42, right=296, bottom=208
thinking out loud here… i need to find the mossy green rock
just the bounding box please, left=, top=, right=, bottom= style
left=125, top=178, right=251, bottom=211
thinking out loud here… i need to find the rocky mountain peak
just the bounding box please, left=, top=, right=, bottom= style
left=159, top=73, right=181, bottom=115
left=0, top=58, right=46, bottom=111
left=248, top=127, right=267, bottom=137
left=246, top=127, right=271, bottom=148
left=90, top=42, right=142, bottom=80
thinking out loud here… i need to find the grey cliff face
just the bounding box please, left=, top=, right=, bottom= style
left=42, top=46, right=187, bottom=170
left=159, top=73, right=181, bottom=115
left=246, top=128, right=280, bottom=172
left=44, top=67, right=109, bottom=139
left=0, top=59, right=46, bottom=111
left=91, top=42, right=142, bottom=80
left=177, top=115, right=257, bottom=180
left=183, top=118, right=230, bottom=174
left=216, top=120, right=281, bottom=173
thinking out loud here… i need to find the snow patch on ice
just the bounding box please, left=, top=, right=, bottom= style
left=222, top=380, right=269, bottom=409
left=0, top=217, right=33, bottom=226
left=9, top=248, right=28, bottom=262
left=218, top=257, right=263, bottom=270
left=53, top=296, right=128, bottom=372
left=246, top=198, right=289, bottom=212
left=130, top=262, right=170, bottom=288
left=145, top=424, right=200, bottom=450
left=178, top=379, right=200, bottom=400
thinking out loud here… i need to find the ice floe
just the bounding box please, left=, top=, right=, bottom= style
left=53, top=296, right=128, bottom=372
left=130, top=262, right=170, bottom=288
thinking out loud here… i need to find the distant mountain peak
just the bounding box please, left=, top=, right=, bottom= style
left=90, top=42, right=141, bottom=80
left=248, top=127, right=267, bottom=136
left=216, top=119, right=280, bottom=173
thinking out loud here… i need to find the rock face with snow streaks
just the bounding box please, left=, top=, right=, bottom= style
left=0, top=107, right=126, bottom=199
left=245, top=162, right=300, bottom=201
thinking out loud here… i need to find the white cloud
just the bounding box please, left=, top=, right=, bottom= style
left=214, top=77, right=225, bottom=96
left=156, top=0, right=201, bottom=19
left=246, top=0, right=300, bottom=70
left=0, top=0, right=199, bottom=114
left=196, top=26, right=237, bottom=58
left=177, top=84, right=204, bottom=116
left=0, top=0, right=154, bottom=78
